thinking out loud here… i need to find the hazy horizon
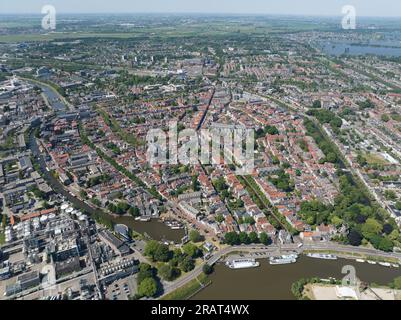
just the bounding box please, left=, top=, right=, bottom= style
left=0, top=0, right=400, bottom=17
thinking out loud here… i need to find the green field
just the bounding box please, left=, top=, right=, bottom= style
left=365, top=153, right=389, bottom=166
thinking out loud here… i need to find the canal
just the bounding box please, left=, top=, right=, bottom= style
left=39, top=85, right=66, bottom=111
left=28, top=81, right=184, bottom=243
left=192, top=256, right=401, bottom=300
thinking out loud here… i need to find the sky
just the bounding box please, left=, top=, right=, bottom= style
left=0, top=0, right=400, bottom=17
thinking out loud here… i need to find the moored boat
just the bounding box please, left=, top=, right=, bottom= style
left=226, top=258, right=260, bottom=269
left=138, top=216, right=151, bottom=222
left=164, top=219, right=184, bottom=230
left=306, top=253, right=337, bottom=260
left=269, top=254, right=298, bottom=265
left=379, top=262, right=391, bottom=267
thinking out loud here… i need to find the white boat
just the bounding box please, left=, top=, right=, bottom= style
left=379, top=262, right=391, bottom=267
left=269, top=254, right=298, bottom=265
left=356, top=259, right=366, bottom=263
left=367, top=260, right=377, bottom=265
left=136, top=216, right=151, bottom=222
left=391, top=264, right=399, bottom=268
left=226, top=258, right=260, bottom=269
left=306, top=253, right=337, bottom=260
left=164, top=220, right=184, bottom=229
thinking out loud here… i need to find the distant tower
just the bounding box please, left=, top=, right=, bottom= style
left=165, top=57, right=168, bottom=64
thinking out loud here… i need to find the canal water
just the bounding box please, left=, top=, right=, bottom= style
left=192, top=256, right=401, bottom=300
left=318, top=42, right=401, bottom=57
left=112, top=216, right=185, bottom=242
left=40, top=85, right=66, bottom=111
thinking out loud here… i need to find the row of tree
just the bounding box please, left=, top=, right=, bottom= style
left=224, top=231, right=270, bottom=246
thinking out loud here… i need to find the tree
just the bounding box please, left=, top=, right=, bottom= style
left=330, top=117, right=343, bottom=129
left=213, top=177, right=228, bottom=193
left=192, top=175, right=200, bottom=192
left=383, top=223, right=394, bottom=235
left=248, top=232, right=259, bottom=244
left=369, top=234, right=383, bottom=249
left=179, top=256, right=195, bottom=272
left=331, top=216, right=343, bottom=227
left=395, top=202, right=401, bottom=211
left=312, top=100, right=321, bottom=108
left=272, top=156, right=280, bottom=165
left=381, top=114, right=390, bottom=122
left=1, top=214, right=7, bottom=230
left=79, top=190, right=88, bottom=199
left=224, top=232, right=240, bottom=245
left=116, top=201, right=131, bottom=215
left=138, top=277, right=158, bottom=298
left=202, top=264, right=214, bottom=275
left=378, top=237, right=393, bottom=252
left=326, top=152, right=337, bottom=164
left=144, top=240, right=171, bottom=262
left=189, top=230, right=203, bottom=243
left=259, top=232, right=270, bottom=245
left=356, top=154, right=367, bottom=167
left=239, top=232, right=250, bottom=244
left=137, top=263, right=156, bottom=284
left=216, top=214, right=224, bottom=223
left=391, top=276, right=401, bottom=290
left=291, top=278, right=308, bottom=299
left=243, top=216, right=255, bottom=225
left=389, top=229, right=400, bottom=241
left=182, top=243, right=201, bottom=259
left=264, top=125, right=279, bottom=135
left=129, top=206, right=140, bottom=217
left=169, top=249, right=185, bottom=267
left=348, top=229, right=362, bottom=246
left=384, top=190, right=397, bottom=201
left=361, top=218, right=383, bottom=240
left=158, top=264, right=181, bottom=281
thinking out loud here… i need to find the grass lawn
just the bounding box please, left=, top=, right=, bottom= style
left=365, top=153, right=389, bottom=166
left=0, top=231, right=5, bottom=245
left=161, top=273, right=210, bottom=300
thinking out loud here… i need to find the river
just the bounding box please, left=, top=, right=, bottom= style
left=318, top=42, right=401, bottom=57
left=192, top=256, right=401, bottom=300
left=28, top=80, right=184, bottom=243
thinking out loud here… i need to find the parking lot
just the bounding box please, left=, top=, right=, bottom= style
left=104, top=275, right=137, bottom=301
